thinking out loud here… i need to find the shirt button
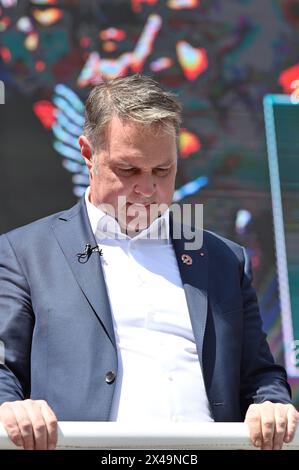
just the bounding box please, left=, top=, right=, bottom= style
left=105, top=371, right=116, bottom=384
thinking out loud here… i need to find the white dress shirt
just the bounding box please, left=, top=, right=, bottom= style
left=85, top=189, right=213, bottom=423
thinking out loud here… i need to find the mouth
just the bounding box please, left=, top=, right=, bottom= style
left=126, top=202, right=154, bottom=208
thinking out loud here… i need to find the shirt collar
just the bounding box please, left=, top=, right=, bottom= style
left=85, top=187, right=170, bottom=242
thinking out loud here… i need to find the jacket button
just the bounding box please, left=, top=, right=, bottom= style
left=105, top=371, right=116, bottom=384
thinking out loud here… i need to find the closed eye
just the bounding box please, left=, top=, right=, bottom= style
left=154, top=168, right=171, bottom=176
left=116, top=168, right=136, bottom=176
left=116, top=167, right=172, bottom=177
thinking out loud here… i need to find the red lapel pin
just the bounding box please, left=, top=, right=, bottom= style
left=181, top=254, right=193, bottom=265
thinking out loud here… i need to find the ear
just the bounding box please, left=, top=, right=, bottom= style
left=79, top=135, right=93, bottom=171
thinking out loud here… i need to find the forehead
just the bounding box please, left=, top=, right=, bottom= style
left=105, top=115, right=176, bottom=148
left=102, top=116, right=177, bottom=166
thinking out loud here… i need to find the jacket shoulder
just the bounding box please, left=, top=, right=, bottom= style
left=1, top=201, right=82, bottom=244
left=203, top=229, right=245, bottom=263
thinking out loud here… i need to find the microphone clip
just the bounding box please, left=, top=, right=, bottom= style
left=77, top=243, right=103, bottom=263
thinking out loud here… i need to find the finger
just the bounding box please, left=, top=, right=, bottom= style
left=12, top=402, right=35, bottom=450
left=260, top=402, right=275, bottom=450
left=284, top=406, right=299, bottom=443
left=245, top=405, right=262, bottom=448
left=39, top=401, right=58, bottom=450
left=0, top=403, right=23, bottom=448
left=25, top=401, right=48, bottom=451
left=272, top=405, right=287, bottom=450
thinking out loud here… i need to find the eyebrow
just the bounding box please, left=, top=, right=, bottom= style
left=117, top=159, right=174, bottom=167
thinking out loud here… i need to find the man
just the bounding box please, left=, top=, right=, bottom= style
left=0, top=75, right=298, bottom=451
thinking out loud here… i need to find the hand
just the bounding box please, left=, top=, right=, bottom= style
left=0, top=399, right=58, bottom=450
left=245, top=401, right=299, bottom=450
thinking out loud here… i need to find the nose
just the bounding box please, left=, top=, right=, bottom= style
left=134, top=173, right=156, bottom=198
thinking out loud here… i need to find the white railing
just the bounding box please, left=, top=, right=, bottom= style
left=0, top=422, right=299, bottom=450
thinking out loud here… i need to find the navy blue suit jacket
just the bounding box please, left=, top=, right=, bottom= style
left=0, top=199, right=291, bottom=421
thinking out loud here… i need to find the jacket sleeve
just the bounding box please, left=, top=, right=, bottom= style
left=0, top=234, right=34, bottom=403
left=239, top=246, right=292, bottom=417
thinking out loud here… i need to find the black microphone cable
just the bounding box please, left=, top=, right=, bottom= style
left=77, top=243, right=103, bottom=263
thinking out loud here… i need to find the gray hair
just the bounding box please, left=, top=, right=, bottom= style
left=83, top=74, right=182, bottom=152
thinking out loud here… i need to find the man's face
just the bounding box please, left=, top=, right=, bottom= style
left=81, top=115, right=178, bottom=232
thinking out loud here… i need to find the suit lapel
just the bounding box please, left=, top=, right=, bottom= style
left=170, top=218, right=208, bottom=367
left=51, top=199, right=116, bottom=348
left=51, top=202, right=208, bottom=360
